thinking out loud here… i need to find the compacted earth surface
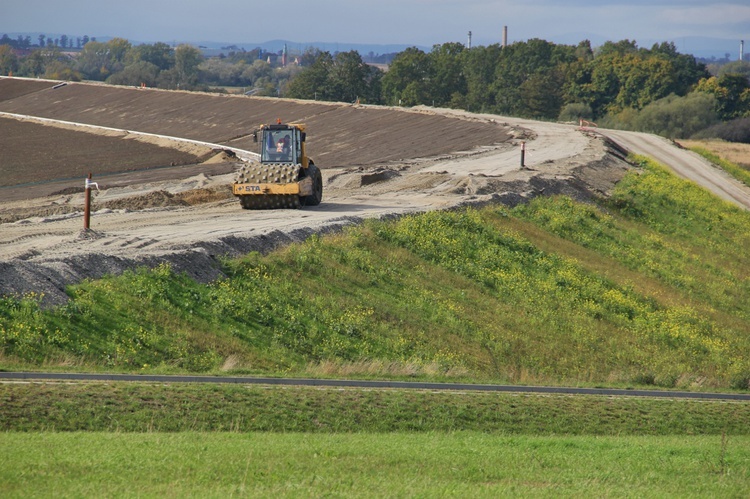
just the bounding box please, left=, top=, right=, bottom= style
left=2, top=76, right=748, bottom=305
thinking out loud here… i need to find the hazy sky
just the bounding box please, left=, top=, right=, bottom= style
left=2, top=0, right=748, bottom=49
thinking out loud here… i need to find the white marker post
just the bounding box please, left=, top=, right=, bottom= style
left=83, top=173, right=99, bottom=229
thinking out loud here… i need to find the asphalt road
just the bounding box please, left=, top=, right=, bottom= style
left=2, top=371, right=748, bottom=400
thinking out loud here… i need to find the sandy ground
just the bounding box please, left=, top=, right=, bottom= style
left=2, top=77, right=748, bottom=305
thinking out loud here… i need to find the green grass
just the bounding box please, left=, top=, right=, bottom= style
left=1, top=432, right=748, bottom=497
left=1, top=155, right=750, bottom=389
left=2, top=382, right=749, bottom=434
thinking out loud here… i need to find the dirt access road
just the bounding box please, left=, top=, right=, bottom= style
left=1, top=77, right=748, bottom=304
left=600, top=129, right=750, bottom=208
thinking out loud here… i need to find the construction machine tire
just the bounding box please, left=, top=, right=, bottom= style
left=239, top=194, right=301, bottom=210
left=235, top=162, right=302, bottom=210
left=235, top=162, right=300, bottom=184
left=302, top=163, right=323, bottom=207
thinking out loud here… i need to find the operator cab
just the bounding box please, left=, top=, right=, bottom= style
left=260, top=125, right=301, bottom=164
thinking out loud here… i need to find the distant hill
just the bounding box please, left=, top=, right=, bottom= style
left=190, top=39, right=428, bottom=60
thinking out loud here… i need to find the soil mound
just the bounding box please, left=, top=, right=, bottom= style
left=98, top=190, right=189, bottom=210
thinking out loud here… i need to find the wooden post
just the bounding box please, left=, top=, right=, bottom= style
left=84, top=173, right=92, bottom=229
left=520, top=141, right=526, bottom=169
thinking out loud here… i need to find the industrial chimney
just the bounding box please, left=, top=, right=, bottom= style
left=742, top=40, right=745, bottom=61
left=502, top=26, right=508, bottom=48
left=467, top=31, right=472, bottom=49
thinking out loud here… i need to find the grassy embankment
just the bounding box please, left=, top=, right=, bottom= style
left=2, top=153, right=750, bottom=495
left=2, top=156, right=749, bottom=389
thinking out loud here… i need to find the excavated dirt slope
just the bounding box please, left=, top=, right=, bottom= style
left=0, top=77, right=632, bottom=305
left=0, top=78, right=510, bottom=169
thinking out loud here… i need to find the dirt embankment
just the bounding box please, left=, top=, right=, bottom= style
left=0, top=78, right=512, bottom=169
left=0, top=78, right=632, bottom=305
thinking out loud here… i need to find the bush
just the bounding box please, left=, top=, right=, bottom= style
left=598, top=107, right=640, bottom=130
left=635, top=92, right=718, bottom=139
left=692, top=117, right=750, bottom=143
left=558, top=103, right=593, bottom=123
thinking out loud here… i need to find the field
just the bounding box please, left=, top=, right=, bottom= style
left=2, top=432, right=748, bottom=497
left=3, top=381, right=749, bottom=496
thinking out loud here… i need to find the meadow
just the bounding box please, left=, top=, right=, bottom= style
left=2, top=432, right=748, bottom=497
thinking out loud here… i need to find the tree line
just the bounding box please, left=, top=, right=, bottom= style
left=0, top=33, right=95, bottom=50
left=0, top=36, right=307, bottom=95
left=287, top=39, right=750, bottom=141
left=2, top=35, right=750, bottom=141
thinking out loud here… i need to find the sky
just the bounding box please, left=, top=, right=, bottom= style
left=2, top=0, right=749, bottom=55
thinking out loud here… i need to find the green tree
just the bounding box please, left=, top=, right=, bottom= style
left=570, top=42, right=701, bottom=118
left=596, top=39, right=639, bottom=57
left=635, top=92, right=719, bottom=138
left=492, top=39, right=576, bottom=118
left=19, top=49, right=45, bottom=76
left=100, top=38, right=132, bottom=76
left=16, top=47, right=68, bottom=78
left=567, top=52, right=616, bottom=117
left=298, top=47, right=322, bottom=67
left=0, top=45, right=18, bottom=75
left=461, top=44, right=502, bottom=112
left=286, top=51, right=333, bottom=100
left=326, top=50, right=382, bottom=103
left=650, top=41, right=710, bottom=96
left=717, top=61, right=750, bottom=80
left=520, top=69, right=566, bottom=119
left=558, top=102, right=594, bottom=122
left=428, top=42, right=466, bottom=107
left=106, top=61, right=160, bottom=87
left=241, top=59, right=273, bottom=88
left=76, top=41, right=112, bottom=80
left=613, top=55, right=676, bottom=111
left=44, top=60, right=81, bottom=81
left=173, top=44, right=203, bottom=89
left=381, top=47, right=433, bottom=106
left=226, top=48, right=262, bottom=65
left=696, top=74, right=750, bottom=120
left=574, top=40, right=595, bottom=62
left=198, top=58, right=244, bottom=86
left=128, top=42, right=174, bottom=70
left=107, top=38, right=131, bottom=63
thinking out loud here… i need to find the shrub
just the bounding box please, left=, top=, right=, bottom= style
left=692, top=117, right=750, bottom=143
left=558, top=102, right=593, bottom=123
left=635, top=92, right=718, bottom=139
